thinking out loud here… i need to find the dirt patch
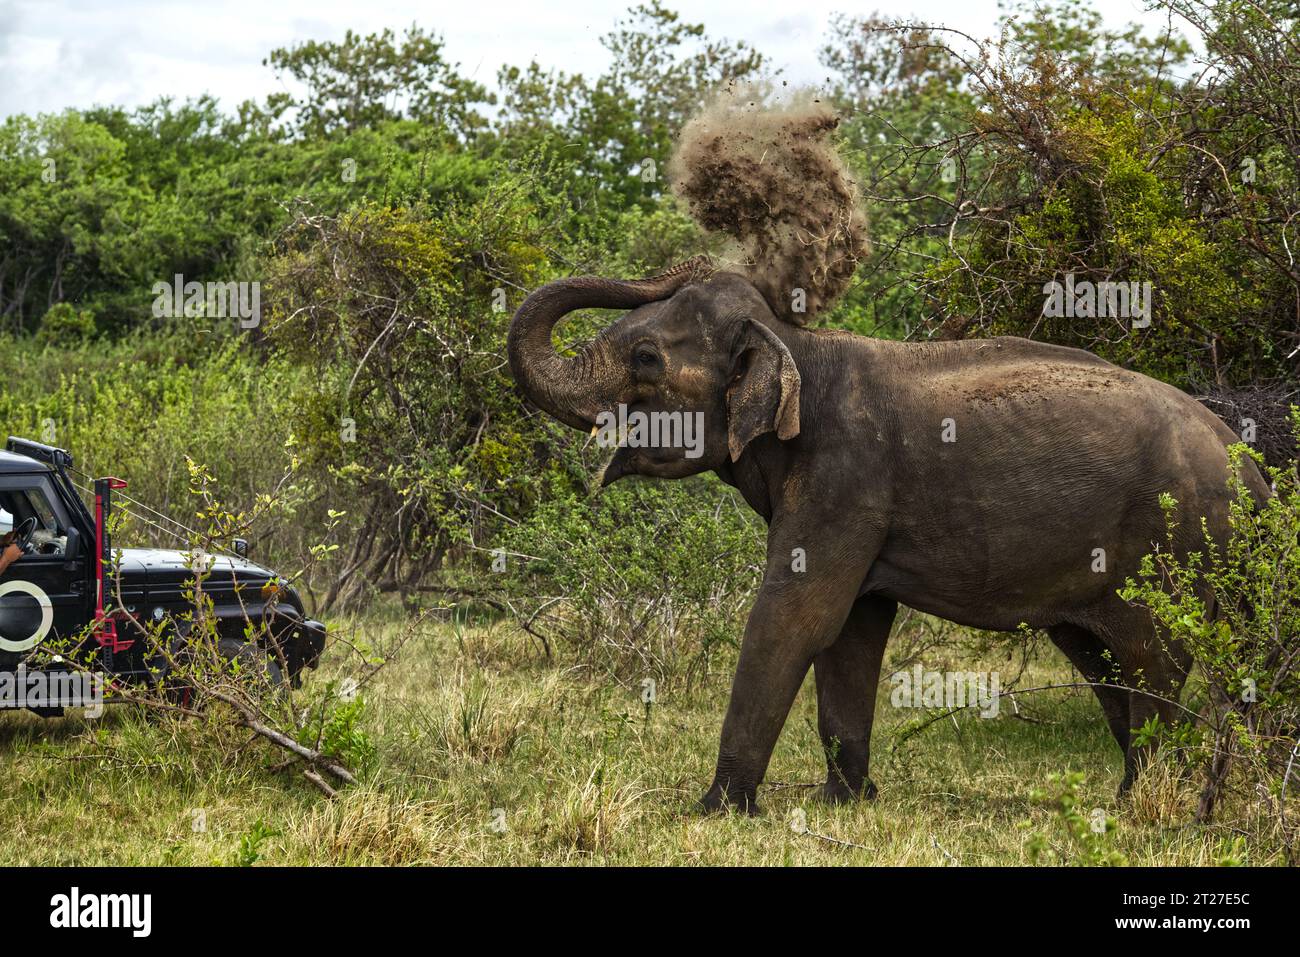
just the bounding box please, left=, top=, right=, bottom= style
left=670, top=84, right=868, bottom=325
left=961, top=365, right=1119, bottom=405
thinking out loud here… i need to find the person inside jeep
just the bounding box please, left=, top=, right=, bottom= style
left=0, top=487, right=68, bottom=576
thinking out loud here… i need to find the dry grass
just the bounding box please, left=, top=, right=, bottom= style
left=0, top=606, right=1288, bottom=865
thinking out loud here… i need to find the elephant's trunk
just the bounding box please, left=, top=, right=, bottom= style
left=507, top=257, right=712, bottom=430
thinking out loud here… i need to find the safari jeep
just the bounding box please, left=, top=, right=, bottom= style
left=0, top=436, right=325, bottom=715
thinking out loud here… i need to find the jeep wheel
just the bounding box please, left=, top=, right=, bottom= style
left=217, top=637, right=284, bottom=691
left=164, top=635, right=285, bottom=709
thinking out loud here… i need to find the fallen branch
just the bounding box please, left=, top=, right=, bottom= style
left=207, top=688, right=356, bottom=786
left=302, top=768, right=339, bottom=798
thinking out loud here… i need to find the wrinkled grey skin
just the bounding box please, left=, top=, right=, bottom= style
left=507, top=258, right=1268, bottom=813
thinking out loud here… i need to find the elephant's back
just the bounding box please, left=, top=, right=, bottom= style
left=895, top=337, right=1219, bottom=445
left=914, top=344, right=1243, bottom=499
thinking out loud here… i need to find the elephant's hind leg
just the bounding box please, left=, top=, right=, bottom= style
left=813, top=595, right=897, bottom=804
left=1047, top=623, right=1131, bottom=755
left=1082, top=610, right=1191, bottom=795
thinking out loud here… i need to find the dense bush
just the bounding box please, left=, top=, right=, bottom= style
left=0, top=328, right=325, bottom=578
left=34, top=303, right=97, bottom=347
left=497, top=476, right=765, bottom=687
left=823, top=0, right=1298, bottom=393
left=262, top=166, right=576, bottom=611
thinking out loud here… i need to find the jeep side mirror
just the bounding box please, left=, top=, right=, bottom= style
left=232, top=538, right=249, bottom=559
left=64, top=526, right=81, bottom=567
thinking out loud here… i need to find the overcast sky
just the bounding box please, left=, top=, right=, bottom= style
left=0, top=0, right=1184, bottom=120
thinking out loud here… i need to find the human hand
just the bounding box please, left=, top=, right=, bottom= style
left=0, top=541, right=23, bottom=575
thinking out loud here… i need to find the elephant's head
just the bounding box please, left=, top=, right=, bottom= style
left=507, top=257, right=801, bottom=485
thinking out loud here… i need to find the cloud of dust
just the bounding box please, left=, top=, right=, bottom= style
left=669, top=84, right=868, bottom=325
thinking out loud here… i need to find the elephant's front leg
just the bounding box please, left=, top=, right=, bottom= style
left=814, top=595, right=896, bottom=803
left=700, top=550, right=874, bottom=815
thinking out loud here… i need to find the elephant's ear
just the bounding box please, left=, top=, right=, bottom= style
left=726, top=318, right=801, bottom=462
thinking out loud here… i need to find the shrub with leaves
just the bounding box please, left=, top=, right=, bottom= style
left=497, top=476, right=765, bottom=687
left=34, top=303, right=97, bottom=347
left=1024, top=772, right=1129, bottom=866
left=822, top=0, right=1297, bottom=395
left=264, top=165, right=566, bottom=613
left=1122, top=425, right=1300, bottom=850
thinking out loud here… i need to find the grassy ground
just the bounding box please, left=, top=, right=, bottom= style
left=0, top=606, right=1281, bottom=865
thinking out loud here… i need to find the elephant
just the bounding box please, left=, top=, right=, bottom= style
left=507, top=256, right=1269, bottom=813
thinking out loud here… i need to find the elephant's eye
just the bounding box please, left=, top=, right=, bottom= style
left=634, top=348, right=659, bottom=368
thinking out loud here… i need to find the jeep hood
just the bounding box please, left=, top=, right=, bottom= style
left=116, top=548, right=278, bottom=583
left=113, top=548, right=299, bottom=611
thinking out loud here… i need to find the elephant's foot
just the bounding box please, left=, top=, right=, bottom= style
left=697, top=781, right=761, bottom=816
left=1117, top=744, right=1150, bottom=798
left=819, top=776, right=877, bottom=805
left=1116, top=767, right=1137, bottom=800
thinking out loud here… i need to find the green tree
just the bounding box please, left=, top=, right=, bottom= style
left=262, top=26, right=493, bottom=140
left=493, top=2, right=765, bottom=214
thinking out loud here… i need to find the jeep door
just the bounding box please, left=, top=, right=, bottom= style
left=0, top=474, right=92, bottom=656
